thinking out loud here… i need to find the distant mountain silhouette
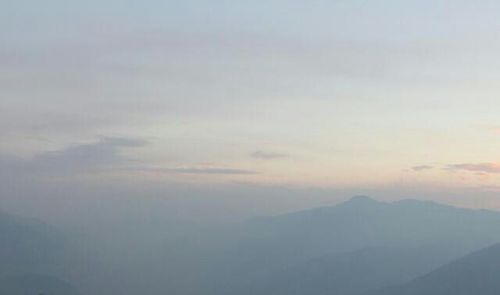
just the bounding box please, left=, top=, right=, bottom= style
left=367, top=243, right=500, bottom=295
left=4, top=197, right=500, bottom=295
left=203, top=196, right=500, bottom=295
left=219, top=196, right=500, bottom=269
left=0, top=210, right=66, bottom=274
left=0, top=210, right=78, bottom=294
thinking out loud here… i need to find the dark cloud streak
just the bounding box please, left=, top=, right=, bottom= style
left=0, top=137, right=147, bottom=178
left=251, top=151, right=288, bottom=160
left=446, top=163, right=500, bottom=174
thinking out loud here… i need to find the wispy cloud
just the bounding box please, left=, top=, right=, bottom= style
left=412, top=165, right=433, bottom=172
left=251, top=151, right=289, bottom=160
left=140, top=167, right=258, bottom=175
left=446, top=163, right=500, bottom=174
left=0, top=136, right=259, bottom=183
left=0, top=137, right=147, bottom=178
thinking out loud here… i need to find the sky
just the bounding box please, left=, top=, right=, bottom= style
left=1, top=0, right=500, bottom=218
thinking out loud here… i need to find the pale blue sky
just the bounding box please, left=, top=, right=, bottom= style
left=1, top=0, right=500, bottom=209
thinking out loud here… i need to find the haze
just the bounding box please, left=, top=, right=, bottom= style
left=1, top=2, right=500, bottom=295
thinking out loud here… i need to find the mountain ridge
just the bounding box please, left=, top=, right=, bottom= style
left=202, top=196, right=500, bottom=295
left=366, top=243, right=500, bottom=295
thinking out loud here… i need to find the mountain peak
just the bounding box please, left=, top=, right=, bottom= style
left=336, top=196, right=386, bottom=210
left=346, top=195, right=380, bottom=204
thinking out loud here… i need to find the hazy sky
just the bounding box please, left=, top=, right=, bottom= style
left=2, top=0, right=500, bottom=213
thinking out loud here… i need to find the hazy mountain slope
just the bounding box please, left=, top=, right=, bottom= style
left=203, top=196, right=500, bottom=295
left=0, top=210, right=78, bottom=294
left=367, top=243, right=500, bottom=295
left=0, top=273, right=79, bottom=295
left=238, top=196, right=500, bottom=255
left=0, top=210, right=67, bottom=274
left=247, top=246, right=456, bottom=295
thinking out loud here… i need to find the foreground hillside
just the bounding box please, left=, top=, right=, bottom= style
left=242, top=246, right=456, bottom=295
left=367, top=243, right=500, bottom=295
left=0, top=273, right=79, bottom=295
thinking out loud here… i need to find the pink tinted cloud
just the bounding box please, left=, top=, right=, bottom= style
left=447, top=163, right=500, bottom=174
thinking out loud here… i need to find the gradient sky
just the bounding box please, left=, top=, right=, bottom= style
left=2, top=0, right=500, bottom=213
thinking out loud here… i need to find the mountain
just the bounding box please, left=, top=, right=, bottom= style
left=367, top=243, right=500, bottom=295
left=244, top=246, right=458, bottom=295
left=0, top=210, right=78, bottom=294
left=242, top=196, right=500, bottom=252
left=202, top=196, right=500, bottom=295
left=0, top=273, right=79, bottom=295
left=0, top=210, right=67, bottom=275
